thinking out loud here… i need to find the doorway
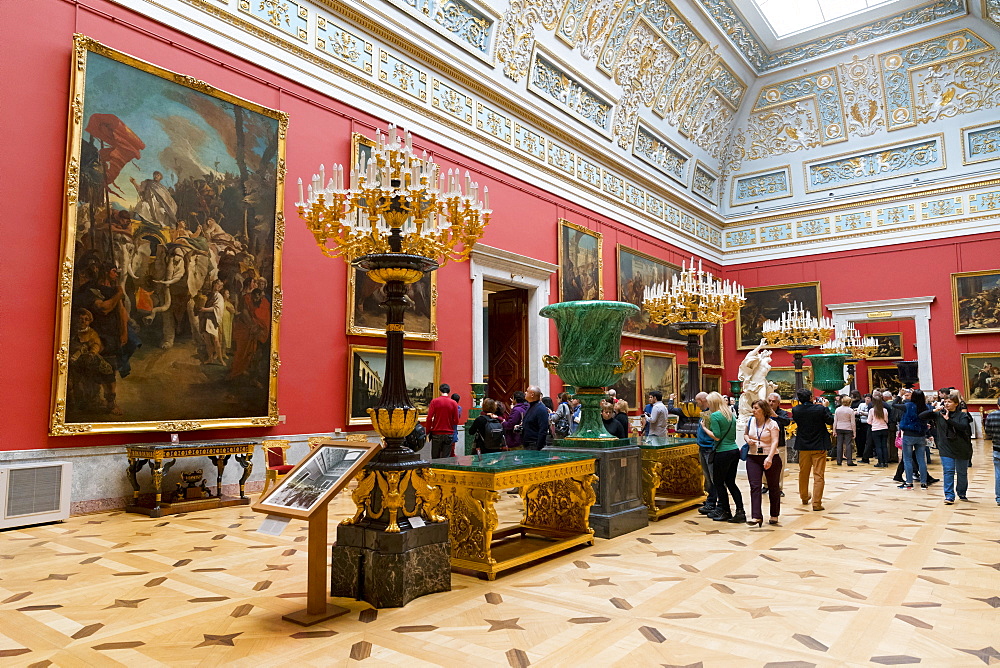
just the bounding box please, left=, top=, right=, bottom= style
left=484, top=282, right=529, bottom=405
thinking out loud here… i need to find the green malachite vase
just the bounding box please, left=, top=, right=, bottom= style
left=804, top=353, right=848, bottom=409
left=540, top=300, right=639, bottom=440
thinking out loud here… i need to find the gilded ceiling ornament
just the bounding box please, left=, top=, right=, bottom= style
left=746, top=102, right=821, bottom=161
left=913, top=52, right=1000, bottom=124
left=838, top=54, right=885, bottom=138
left=575, top=0, right=627, bottom=60
left=611, top=21, right=673, bottom=148
left=496, top=0, right=559, bottom=82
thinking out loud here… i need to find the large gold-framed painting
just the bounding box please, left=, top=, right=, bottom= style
left=737, top=282, right=821, bottom=349
left=50, top=36, right=286, bottom=435
left=640, top=351, right=676, bottom=402
left=617, top=246, right=681, bottom=343
left=348, top=346, right=442, bottom=425
left=702, top=324, right=723, bottom=368
left=868, top=366, right=902, bottom=394
left=870, top=333, right=903, bottom=360
left=559, top=219, right=603, bottom=302
left=962, top=352, right=1000, bottom=404
left=952, top=269, right=1000, bottom=334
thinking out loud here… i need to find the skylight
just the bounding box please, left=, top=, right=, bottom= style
left=751, top=0, right=899, bottom=39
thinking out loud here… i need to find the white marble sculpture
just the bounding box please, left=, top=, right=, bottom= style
left=735, top=338, right=777, bottom=445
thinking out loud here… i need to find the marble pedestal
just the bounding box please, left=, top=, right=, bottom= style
left=330, top=521, right=451, bottom=609
left=545, top=439, right=648, bottom=538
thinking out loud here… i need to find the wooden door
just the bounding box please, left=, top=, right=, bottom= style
left=487, top=288, right=528, bottom=408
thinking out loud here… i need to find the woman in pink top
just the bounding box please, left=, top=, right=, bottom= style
left=744, top=399, right=783, bottom=527
left=833, top=395, right=857, bottom=466
left=868, top=395, right=890, bottom=467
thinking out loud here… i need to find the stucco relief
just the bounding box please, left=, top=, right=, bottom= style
left=746, top=101, right=822, bottom=161
left=839, top=55, right=885, bottom=138
left=496, top=0, right=559, bottom=81
left=611, top=20, right=675, bottom=148
left=913, top=51, right=1000, bottom=124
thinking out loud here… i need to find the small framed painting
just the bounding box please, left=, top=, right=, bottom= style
left=640, top=351, right=676, bottom=403
left=769, top=367, right=813, bottom=400
left=348, top=346, right=442, bottom=426
left=869, top=333, right=903, bottom=360
left=952, top=269, right=1000, bottom=334
left=737, top=282, right=821, bottom=349
left=961, top=352, right=1000, bottom=404
left=868, top=365, right=902, bottom=395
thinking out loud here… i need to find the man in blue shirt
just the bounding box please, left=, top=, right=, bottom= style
left=694, top=392, right=719, bottom=515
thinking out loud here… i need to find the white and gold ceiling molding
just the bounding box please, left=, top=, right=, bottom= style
left=804, top=134, right=946, bottom=193
left=983, top=0, right=1000, bottom=27
left=962, top=121, right=1000, bottom=164
left=881, top=29, right=993, bottom=130
left=911, top=49, right=1000, bottom=124
left=528, top=47, right=614, bottom=133
left=395, top=0, right=499, bottom=60
left=496, top=0, right=745, bottom=162
left=696, top=0, right=968, bottom=73
left=838, top=54, right=885, bottom=138
left=730, top=166, right=791, bottom=207
left=692, top=162, right=719, bottom=204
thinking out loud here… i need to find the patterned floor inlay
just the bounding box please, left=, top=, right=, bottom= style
left=1, top=439, right=998, bottom=666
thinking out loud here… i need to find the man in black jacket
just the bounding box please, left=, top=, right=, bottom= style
left=521, top=385, right=551, bottom=451
left=792, top=389, right=834, bottom=511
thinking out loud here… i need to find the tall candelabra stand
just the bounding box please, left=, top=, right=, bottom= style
left=297, top=124, right=490, bottom=607
left=762, top=303, right=835, bottom=393
left=821, top=325, right=877, bottom=393
left=643, top=258, right=744, bottom=400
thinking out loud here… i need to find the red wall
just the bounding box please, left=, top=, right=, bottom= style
left=1, top=0, right=705, bottom=450
left=721, top=233, right=1000, bottom=402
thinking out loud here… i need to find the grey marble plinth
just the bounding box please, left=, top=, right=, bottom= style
left=330, top=521, right=451, bottom=608
left=545, top=441, right=648, bottom=539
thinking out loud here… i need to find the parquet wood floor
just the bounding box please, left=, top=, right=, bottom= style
left=1, top=439, right=998, bottom=667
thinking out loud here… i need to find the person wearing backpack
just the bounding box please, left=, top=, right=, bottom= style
left=468, top=397, right=506, bottom=453
left=550, top=392, right=573, bottom=440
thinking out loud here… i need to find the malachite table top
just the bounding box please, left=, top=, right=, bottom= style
left=430, top=450, right=596, bottom=473
left=638, top=437, right=699, bottom=450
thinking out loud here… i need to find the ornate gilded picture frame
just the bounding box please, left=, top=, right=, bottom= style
left=702, top=374, right=722, bottom=395
left=558, top=219, right=603, bottom=302
left=869, top=333, right=903, bottom=360
left=348, top=345, right=442, bottom=426
left=702, top=323, right=724, bottom=368
left=347, top=266, right=438, bottom=340
left=51, top=35, right=286, bottom=435
left=868, top=365, right=902, bottom=395
left=617, top=245, right=682, bottom=343
left=607, top=357, right=640, bottom=412
left=737, top=282, right=821, bottom=350
left=952, top=269, right=1000, bottom=334
left=252, top=440, right=381, bottom=520
left=640, top=351, right=676, bottom=403
left=769, top=367, right=813, bottom=400
left=961, top=352, right=1000, bottom=404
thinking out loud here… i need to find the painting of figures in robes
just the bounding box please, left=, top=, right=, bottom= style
left=50, top=36, right=286, bottom=435
left=558, top=220, right=603, bottom=302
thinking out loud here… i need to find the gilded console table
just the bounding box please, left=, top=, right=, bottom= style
left=639, top=437, right=704, bottom=520
left=430, top=451, right=598, bottom=580
left=125, top=439, right=256, bottom=517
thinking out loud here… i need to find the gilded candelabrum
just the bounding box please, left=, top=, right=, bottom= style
left=761, top=303, right=835, bottom=393
left=298, top=124, right=490, bottom=531
left=821, top=324, right=876, bottom=392
left=642, top=257, right=744, bottom=399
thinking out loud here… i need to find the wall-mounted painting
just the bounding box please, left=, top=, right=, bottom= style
left=868, top=365, right=902, bottom=395
left=737, top=282, right=821, bottom=349
left=617, top=246, right=681, bottom=343
left=952, top=269, right=1000, bottom=334
left=961, top=352, right=1000, bottom=404
left=558, top=219, right=603, bottom=301
left=51, top=35, right=286, bottom=435
left=348, top=346, right=441, bottom=425
left=607, top=362, right=639, bottom=412
left=641, top=351, right=676, bottom=402
left=347, top=266, right=437, bottom=340
left=870, top=333, right=903, bottom=360
left=702, top=374, right=721, bottom=395
left=702, top=324, right=723, bottom=368
left=769, top=367, right=814, bottom=400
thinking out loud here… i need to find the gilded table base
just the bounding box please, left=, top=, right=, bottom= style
left=431, top=459, right=597, bottom=580
left=641, top=443, right=705, bottom=521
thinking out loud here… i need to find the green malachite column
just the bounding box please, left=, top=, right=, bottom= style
left=540, top=300, right=648, bottom=539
